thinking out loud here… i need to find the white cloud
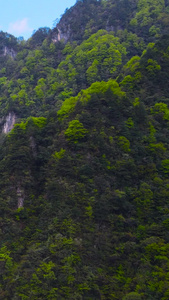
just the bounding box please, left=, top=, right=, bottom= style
left=8, top=18, right=33, bottom=35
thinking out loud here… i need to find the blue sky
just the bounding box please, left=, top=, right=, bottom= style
left=0, top=0, right=76, bottom=40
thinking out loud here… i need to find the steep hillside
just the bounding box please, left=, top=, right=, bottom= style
left=52, top=0, right=169, bottom=43
left=0, top=0, right=169, bottom=299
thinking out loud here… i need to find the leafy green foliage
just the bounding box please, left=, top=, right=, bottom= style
left=65, top=120, right=88, bottom=143
left=0, top=0, right=169, bottom=299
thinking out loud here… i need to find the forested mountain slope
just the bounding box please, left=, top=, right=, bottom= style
left=52, top=0, right=169, bottom=44
left=0, top=0, right=169, bottom=299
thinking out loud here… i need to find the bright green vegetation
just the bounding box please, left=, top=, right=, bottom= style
left=0, top=0, right=169, bottom=299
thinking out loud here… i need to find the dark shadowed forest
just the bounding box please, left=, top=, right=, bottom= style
left=0, top=0, right=169, bottom=299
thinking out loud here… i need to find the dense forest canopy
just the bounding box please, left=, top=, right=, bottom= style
left=0, top=0, right=169, bottom=299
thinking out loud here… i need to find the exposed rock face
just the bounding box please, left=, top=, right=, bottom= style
left=2, top=46, right=17, bottom=59
left=52, top=27, right=71, bottom=43
left=3, top=112, right=16, bottom=134
left=17, top=187, right=25, bottom=208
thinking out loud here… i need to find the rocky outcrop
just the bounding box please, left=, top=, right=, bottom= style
left=3, top=46, right=17, bottom=59
left=17, top=186, right=25, bottom=208
left=2, top=112, right=16, bottom=134
left=52, top=27, right=71, bottom=43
